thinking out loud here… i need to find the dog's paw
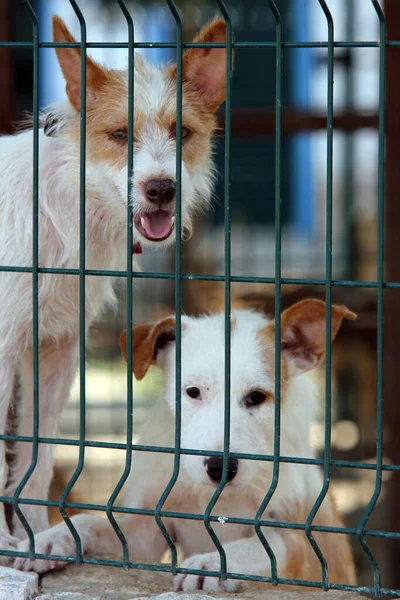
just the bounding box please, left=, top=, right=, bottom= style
left=174, top=552, right=239, bottom=592
left=0, top=529, right=20, bottom=565
left=14, top=527, right=79, bottom=574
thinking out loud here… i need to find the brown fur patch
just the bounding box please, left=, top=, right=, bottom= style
left=120, top=317, right=176, bottom=380
left=170, top=18, right=231, bottom=113
left=256, top=300, right=357, bottom=587
left=260, top=299, right=357, bottom=378
left=276, top=494, right=356, bottom=587
left=280, top=299, right=357, bottom=369
left=157, top=85, right=218, bottom=173
left=65, top=78, right=218, bottom=178
left=258, top=324, right=289, bottom=402
left=53, top=16, right=221, bottom=176
left=53, top=16, right=113, bottom=111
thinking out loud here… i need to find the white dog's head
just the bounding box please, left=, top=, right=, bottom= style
left=52, top=15, right=230, bottom=249
left=121, top=300, right=356, bottom=491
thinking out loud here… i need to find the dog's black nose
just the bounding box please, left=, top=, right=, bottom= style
left=145, top=179, right=176, bottom=205
left=206, top=457, right=239, bottom=484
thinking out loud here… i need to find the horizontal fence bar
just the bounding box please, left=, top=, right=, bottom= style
left=0, top=493, right=397, bottom=540
left=2, top=40, right=400, bottom=49
left=0, top=433, right=397, bottom=471
left=1, top=2, right=397, bottom=594
left=1, top=265, right=399, bottom=288
left=0, top=548, right=399, bottom=597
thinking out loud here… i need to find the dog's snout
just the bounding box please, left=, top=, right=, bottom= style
left=205, top=457, right=239, bottom=484
left=145, top=179, right=176, bottom=205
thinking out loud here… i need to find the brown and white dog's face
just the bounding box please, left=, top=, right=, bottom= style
left=121, top=300, right=356, bottom=492
left=52, top=16, right=229, bottom=248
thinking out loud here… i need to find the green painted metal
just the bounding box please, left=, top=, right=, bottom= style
left=304, top=1, right=333, bottom=589
left=153, top=0, right=183, bottom=574
left=104, top=0, right=135, bottom=569
left=356, top=2, right=386, bottom=597
left=254, top=0, right=282, bottom=585
left=56, top=0, right=88, bottom=566
left=3, top=40, right=400, bottom=49
left=202, top=0, right=232, bottom=581
left=0, top=0, right=395, bottom=596
left=11, top=0, right=40, bottom=559
left=2, top=265, right=400, bottom=291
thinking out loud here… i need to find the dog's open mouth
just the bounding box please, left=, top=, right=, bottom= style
left=134, top=211, right=176, bottom=242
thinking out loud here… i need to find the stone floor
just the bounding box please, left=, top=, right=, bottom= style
left=0, top=562, right=375, bottom=600
left=41, top=563, right=372, bottom=600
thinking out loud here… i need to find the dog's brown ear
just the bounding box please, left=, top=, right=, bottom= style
left=53, top=15, right=110, bottom=111
left=119, top=317, right=176, bottom=381
left=278, top=299, right=357, bottom=376
left=179, top=18, right=232, bottom=112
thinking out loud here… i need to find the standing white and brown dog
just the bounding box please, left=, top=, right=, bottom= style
left=0, top=15, right=229, bottom=551
left=15, top=299, right=357, bottom=591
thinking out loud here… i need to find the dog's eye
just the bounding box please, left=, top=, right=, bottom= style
left=170, top=125, right=192, bottom=141
left=113, top=129, right=127, bottom=140
left=186, top=386, right=201, bottom=400
left=244, top=390, right=268, bottom=408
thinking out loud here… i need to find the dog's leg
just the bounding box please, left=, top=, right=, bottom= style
left=0, top=344, right=20, bottom=558
left=10, top=338, right=78, bottom=539
left=14, top=509, right=169, bottom=573
left=174, top=531, right=287, bottom=592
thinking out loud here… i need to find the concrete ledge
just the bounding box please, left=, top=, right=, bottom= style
left=36, top=594, right=100, bottom=600
left=0, top=565, right=39, bottom=600
left=134, top=593, right=370, bottom=600
left=38, top=562, right=374, bottom=600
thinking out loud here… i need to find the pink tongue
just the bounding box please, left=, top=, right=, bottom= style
left=142, top=211, right=173, bottom=239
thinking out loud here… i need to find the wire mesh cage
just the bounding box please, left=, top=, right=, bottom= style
left=0, top=0, right=399, bottom=597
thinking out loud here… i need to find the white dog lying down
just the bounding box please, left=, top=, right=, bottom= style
left=15, top=299, right=357, bottom=591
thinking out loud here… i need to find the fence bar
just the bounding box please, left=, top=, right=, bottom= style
left=56, top=0, right=88, bottom=565
left=11, top=0, right=40, bottom=556
left=0, top=551, right=399, bottom=598
left=104, top=0, right=135, bottom=569
left=343, top=0, right=356, bottom=280
left=202, top=0, right=232, bottom=582
left=2, top=263, right=400, bottom=289
left=4, top=491, right=400, bottom=541
left=254, top=0, right=282, bottom=584
left=1, top=0, right=399, bottom=593
left=3, top=40, right=400, bottom=49
left=153, top=0, right=183, bottom=573
left=304, top=1, right=334, bottom=589
left=2, top=533, right=400, bottom=598
left=0, top=432, right=399, bottom=472
left=356, top=2, right=386, bottom=595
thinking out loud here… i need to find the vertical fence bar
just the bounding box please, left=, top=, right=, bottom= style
left=304, top=0, right=334, bottom=589
left=343, top=0, right=356, bottom=281
left=203, top=0, right=232, bottom=581
left=356, top=1, right=386, bottom=596
left=105, top=0, right=134, bottom=569
left=57, top=0, right=88, bottom=565
left=253, top=0, right=282, bottom=585
left=3, top=1, right=394, bottom=593
left=12, top=0, right=40, bottom=557
left=154, top=0, right=183, bottom=573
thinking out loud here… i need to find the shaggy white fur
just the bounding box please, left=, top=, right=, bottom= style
left=13, top=302, right=356, bottom=591
left=0, top=15, right=227, bottom=553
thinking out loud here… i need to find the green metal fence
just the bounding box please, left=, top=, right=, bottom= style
left=0, top=0, right=396, bottom=597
